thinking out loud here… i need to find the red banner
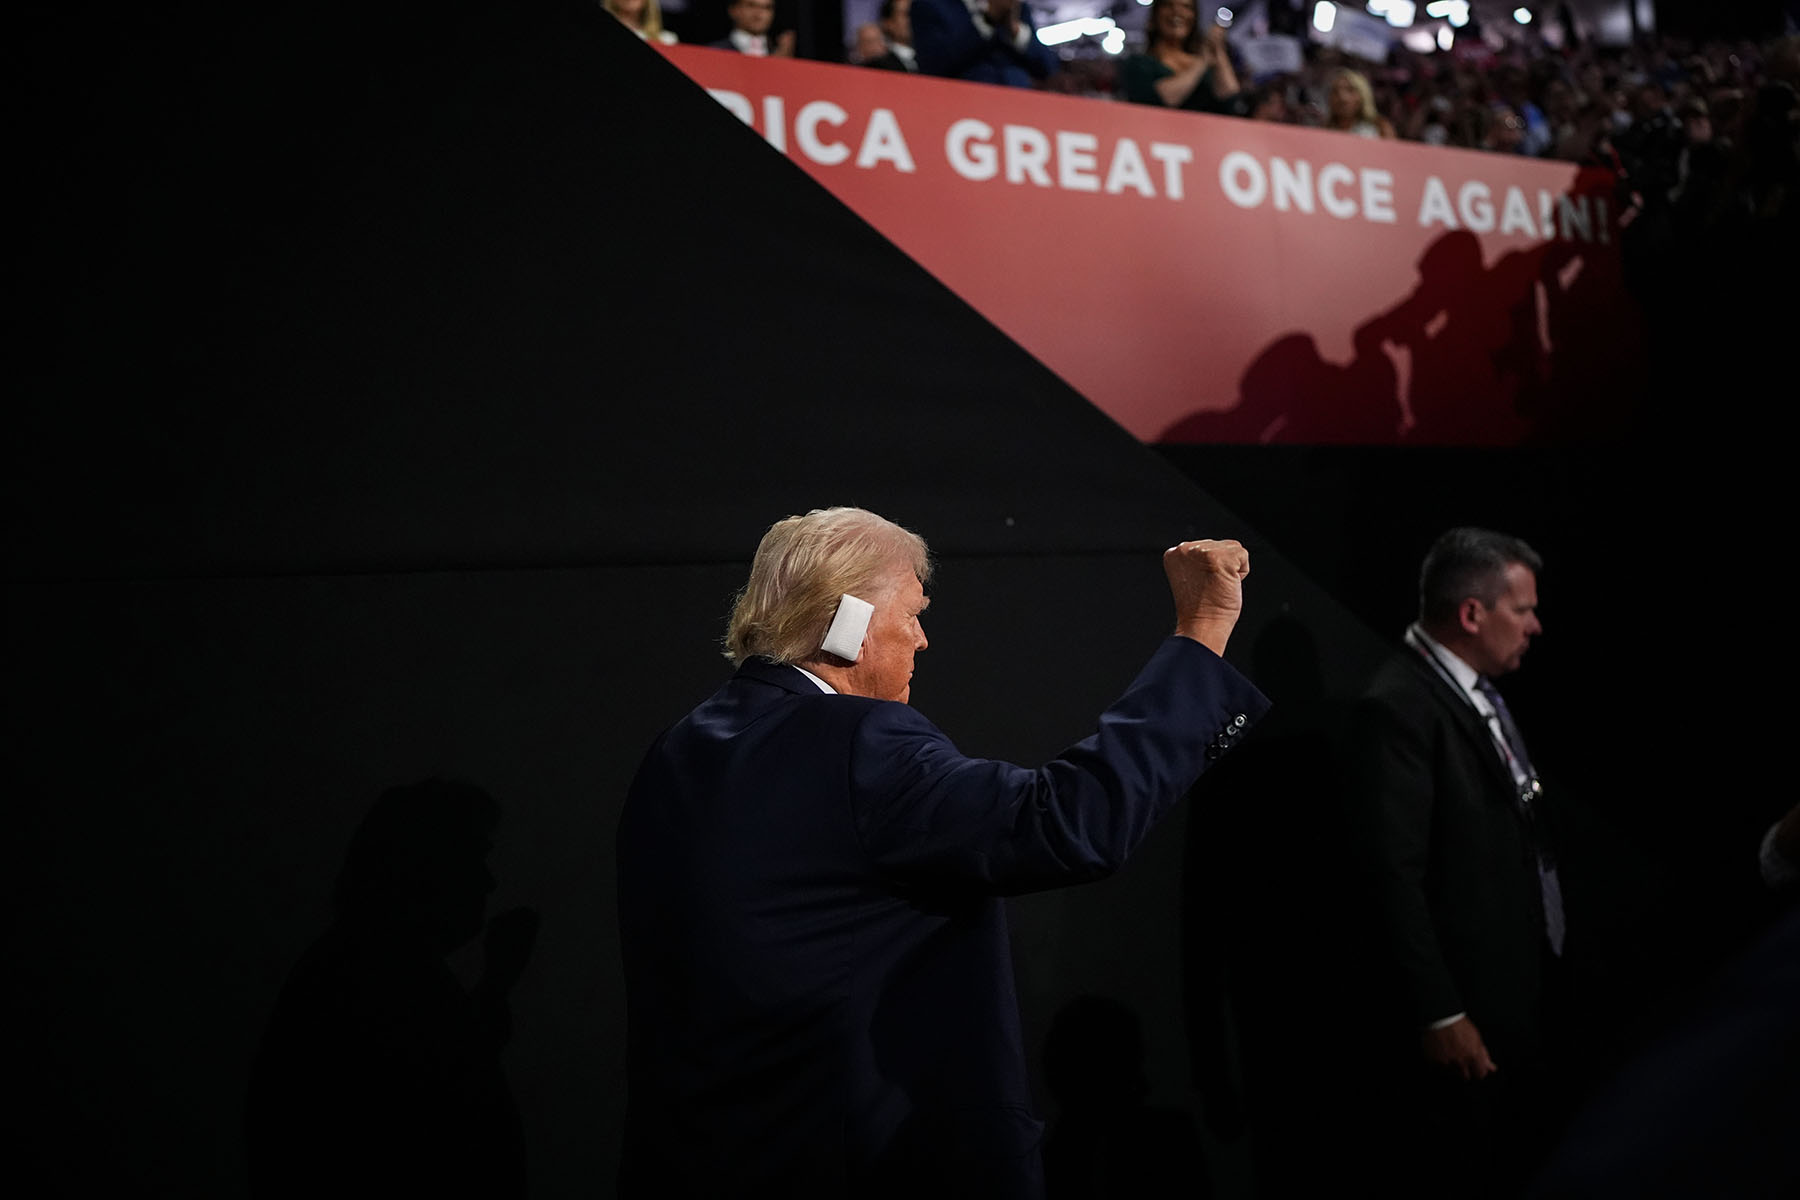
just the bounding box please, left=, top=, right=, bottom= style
left=662, top=45, right=1643, bottom=446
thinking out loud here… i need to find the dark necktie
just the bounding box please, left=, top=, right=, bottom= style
left=1476, top=677, right=1566, bottom=956
left=1476, top=676, right=1535, bottom=778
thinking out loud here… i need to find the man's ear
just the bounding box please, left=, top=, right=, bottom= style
left=1457, top=597, right=1485, bottom=635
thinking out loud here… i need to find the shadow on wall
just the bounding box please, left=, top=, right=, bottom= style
left=245, top=779, right=538, bottom=1198
left=1160, top=223, right=1641, bottom=447
left=1042, top=994, right=1212, bottom=1200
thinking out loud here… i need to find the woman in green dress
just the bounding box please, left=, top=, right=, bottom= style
left=1118, top=0, right=1242, bottom=114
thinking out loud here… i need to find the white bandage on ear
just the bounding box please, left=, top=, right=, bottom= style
left=820, top=593, right=875, bottom=663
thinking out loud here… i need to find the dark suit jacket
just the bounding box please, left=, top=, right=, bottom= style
left=1353, top=649, right=1557, bottom=1058
left=911, top=0, right=1055, bottom=88
left=618, top=637, right=1267, bottom=1198
left=863, top=50, right=914, bottom=72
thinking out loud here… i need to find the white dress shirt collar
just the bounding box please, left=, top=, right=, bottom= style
left=729, top=28, right=769, bottom=55
left=1405, top=623, right=1482, bottom=702
left=791, top=664, right=836, bottom=694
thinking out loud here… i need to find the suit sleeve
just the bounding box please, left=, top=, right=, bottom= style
left=848, top=637, right=1269, bottom=895
left=1016, top=5, right=1056, bottom=79
left=1352, top=694, right=1465, bottom=1025
left=910, top=0, right=986, bottom=79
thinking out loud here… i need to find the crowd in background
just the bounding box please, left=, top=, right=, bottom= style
left=606, top=0, right=1796, bottom=234
left=612, top=0, right=1792, bottom=275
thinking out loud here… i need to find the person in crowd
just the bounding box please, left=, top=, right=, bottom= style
left=855, top=0, right=917, bottom=71
left=1422, top=95, right=1455, bottom=144
left=1352, top=528, right=1569, bottom=1197
left=1447, top=99, right=1492, bottom=151
left=1499, top=65, right=1553, bottom=155
left=1486, top=102, right=1529, bottom=154
left=709, top=0, right=794, bottom=56
left=1246, top=81, right=1290, bottom=123
left=617, top=506, right=1267, bottom=1197
left=853, top=21, right=891, bottom=64
left=1538, top=79, right=1579, bottom=157
left=605, top=0, right=678, bottom=44
left=1118, top=0, right=1243, bottom=114
left=911, top=0, right=1056, bottom=88
left=866, top=0, right=919, bottom=71
left=1324, top=67, right=1396, bottom=137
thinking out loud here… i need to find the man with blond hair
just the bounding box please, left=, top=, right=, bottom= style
left=618, top=506, right=1267, bottom=1198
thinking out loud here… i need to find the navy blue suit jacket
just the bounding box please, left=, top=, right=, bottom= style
left=618, top=636, right=1267, bottom=1198
left=911, top=0, right=1056, bottom=88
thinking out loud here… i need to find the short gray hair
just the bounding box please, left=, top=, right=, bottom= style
left=1418, top=527, right=1542, bottom=626
left=725, top=507, right=932, bottom=665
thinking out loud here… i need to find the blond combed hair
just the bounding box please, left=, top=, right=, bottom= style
left=725, top=507, right=932, bottom=665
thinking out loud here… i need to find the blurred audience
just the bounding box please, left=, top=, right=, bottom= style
left=686, top=9, right=1795, bottom=248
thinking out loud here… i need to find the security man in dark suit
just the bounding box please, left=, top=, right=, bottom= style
left=617, top=506, right=1268, bottom=1198
left=1353, top=527, right=1567, bottom=1197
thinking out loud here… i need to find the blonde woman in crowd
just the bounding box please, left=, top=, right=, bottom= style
left=605, top=0, right=678, bottom=45
left=1326, top=67, right=1395, bottom=138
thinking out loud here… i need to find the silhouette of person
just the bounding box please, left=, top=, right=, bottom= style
left=1182, top=615, right=1390, bottom=1196
left=1042, top=995, right=1212, bottom=1200
left=245, top=779, right=537, bottom=1199
left=1158, top=323, right=1401, bottom=444
left=1362, top=230, right=1538, bottom=445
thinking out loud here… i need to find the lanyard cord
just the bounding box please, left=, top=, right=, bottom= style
left=1408, top=627, right=1532, bottom=791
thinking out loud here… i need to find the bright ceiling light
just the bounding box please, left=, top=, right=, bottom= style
left=1438, top=25, right=1453, bottom=49
left=1384, top=0, right=1415, bottom=26
left=1036, top=16, right=1115, bottom=45
left=1313, top=1, right=1337, bottom=33
left=1514, top=6, right=1532, bottom=22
